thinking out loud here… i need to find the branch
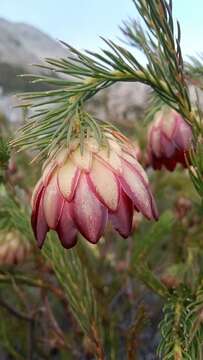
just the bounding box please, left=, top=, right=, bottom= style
left=43, top=235, right=105, bottom=359
left=0, top=296, right=32, bottom=322
left=0, top=272, right=66, bottom=302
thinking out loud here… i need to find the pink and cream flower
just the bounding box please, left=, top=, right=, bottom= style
left=148, top=109, right=193, bottom=171
left=0, top=231, right=31, bottom=266
left=31, top=131, right=158, bottom=249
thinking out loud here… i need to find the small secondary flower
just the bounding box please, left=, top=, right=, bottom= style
left=0, top=231, right=31, bottom=265
left=148, top=108, right=193, bottom=171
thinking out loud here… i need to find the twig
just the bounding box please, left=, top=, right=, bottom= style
left=27, top=319, right=35, bottom=360
left=127, top=306, right=148, bottom=360
left=91, top=322, right=105, bottom=360
left=44, top=295, right=66, bottom=347
left=129, top=264, right=169, bottom=299
left=0, top=296, right=32, bottom=321
left=0, top=272, right=66, bottom=301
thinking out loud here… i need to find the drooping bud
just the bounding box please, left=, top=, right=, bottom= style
left=0, top=231, right=31, bottom=266
left=31, top=130, right=158, bottom=249
left=147, top=108, right=193, bottom=171
left=175, top=197, right=192, bottom=220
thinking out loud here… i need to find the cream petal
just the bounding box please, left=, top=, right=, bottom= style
left=161, top=116, right=176, bottom=137
left=120, top=151, right=149, bottom=184
left=73, top=174, right=108, bottom=243
left=58, top=160, right=80, bottom=201
left=55, top=148, right=68, bottom=165
left=151, top=128, right=161, bottom=157
left=88, top=158, right=120, bottom=211
left=43, top=174, right=64, bottom=229
left=96, top=149, right=123, bottom=174
left=71, top=147, right=92, bottom=171
left=104, top=132, right=122, bottom=154
left=154, top=112, right=163, bottom=128
left=31, top=178, right=43, bottom=208
left=109, top=130, right=130, bottom=145
left=121, top=143, right=140, bottom=160
left=69, top=138, right=80, bottom=152
left=108, top=139, right=122, bottom=155
left=42, top=161, right=57, bottom=186
left=119, top=159, right=154, bottom=219
left=86, top=137, right=100, bottom=153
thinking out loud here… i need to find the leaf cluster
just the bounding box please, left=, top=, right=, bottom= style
left=158, top=286, right=203, bottom=359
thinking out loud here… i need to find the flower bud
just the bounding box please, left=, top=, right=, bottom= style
left=0, top=231, right=31, bottom=266
left=148, top=108, right=192, bottom=171
left=7, top=158, right=17, bottom=175
left=31, top=130, right=158, bottom=249
left=175, top=197, right=192, bottom=220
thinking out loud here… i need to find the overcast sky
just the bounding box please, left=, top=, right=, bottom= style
left=0, top=0, right=203, bottom=58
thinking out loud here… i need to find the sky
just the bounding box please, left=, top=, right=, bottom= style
left=0, top=0, right=203, bottom=58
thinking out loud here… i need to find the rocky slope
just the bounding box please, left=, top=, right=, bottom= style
left=0, top=18, right=69, bottom=94
left=0, top=17, right=201, bottom=124
left=0, top=18, right=151, bottom=122
left=0, top=18, right=67, bottom=68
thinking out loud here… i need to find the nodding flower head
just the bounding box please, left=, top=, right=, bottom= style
left=0, top=231, right=31, bottom=266
left=31, top=130, right=158, bottom=249
left=148, top=109, right=193, bottom=171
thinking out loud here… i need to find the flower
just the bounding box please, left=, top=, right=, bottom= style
left=31, top=131, right=158, bottom=249
left=0, top=231, right=31, bottom=266
left=148, top=108, right=193, bottom=171
left=132, top=141, right=142, bottom=162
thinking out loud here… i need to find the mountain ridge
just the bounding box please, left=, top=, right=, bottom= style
left=0, top=17, right=68, bottom=69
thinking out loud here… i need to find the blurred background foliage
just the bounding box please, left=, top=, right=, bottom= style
left=1, top=95, right=203, bottom=359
